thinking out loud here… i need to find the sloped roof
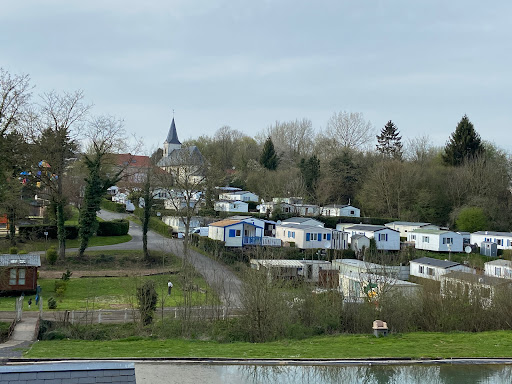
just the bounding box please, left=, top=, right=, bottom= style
left=411, top=257, right=460, bottom=269
left=485, top=259, right=512, bottom=267
left=0, top=254, right=41, bottom=267
left=386, top=221, right=430, bottom=226
left=411, top=229, right=455, bottom=235
left=165, top=118, right=181, bottom=145
left=157, top=146, right=204, bottom=167
left=113, top=153, right=152, bottom=168
left=209, top=219, right=241, bottom=227
left=473, top=231, right=512, bottom=237
left=346, top=224, right=394, bottom=233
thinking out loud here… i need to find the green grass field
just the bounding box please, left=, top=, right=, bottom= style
left=0, top=235, right=132, bottom=253
left=0, top=274, right=213, bottom=311
left=24, top=331, right=512, bottom=359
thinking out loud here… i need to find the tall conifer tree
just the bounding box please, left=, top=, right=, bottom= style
left=376, top=120, right=403, bottom=159
left=260, top=137, right=279, bottom=170
left=443, top=114, right=484, bottom=166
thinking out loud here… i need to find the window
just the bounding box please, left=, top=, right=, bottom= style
left=306, top=233, right=311, bottom=242
left=378, top=233, right=388, bottom=241
left=350, top=210, right=355, bottom=215
left=326, top=233, right=331, bottom=241
left=312, top=233, right=318, bottom=241
left=9, top=268, right=25, bottom=286
left=235, top=230, right=241, bottom=237
left=442, top=238, right=453, bottom=245
left=423, top=236, right=429, bottom=243
left=427, top=268, right=435, bottom=276
left=292, top=232, right=295, bottom=239
left=419, top=265, right=424, bottom=274
left=495, top=267, right=502, bottom=277
left=288, top=231, right=291, bottom=238
left=497, top=239, right=503, bottom=246
left=411, top=235, right=416, bottom=240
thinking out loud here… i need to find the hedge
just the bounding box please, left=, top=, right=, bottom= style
left=100, top=199, right=126, bottom=213
left=18, top=225, right=79, bottom=240
left=149, top=217, right=172, bottom=237
left=97, top=220, right=129, bottom=236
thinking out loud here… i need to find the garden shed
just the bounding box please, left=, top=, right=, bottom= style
left=0, top=254, right=41, bottom=293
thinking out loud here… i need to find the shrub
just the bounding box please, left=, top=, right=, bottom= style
left=48, top=297, right=57, bottom=309
left=54, top=280, right=67, bottom=299
left=136, top=281, right=157, bottom=326
left=97, top=220, right=129, bottom=236
left=61, top=269, right=72, bottom=281
left=18, top=225, right=78, bottom=240
left=100, top=199, right=126, bottom=213
left=8, top=247, right=18, bottom=254
left=46, top=247, right=58, bottom=265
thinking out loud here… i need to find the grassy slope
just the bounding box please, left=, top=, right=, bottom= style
left=0, top=274, right=212, bottom=311
left=25, top=331, right=512, bottom=359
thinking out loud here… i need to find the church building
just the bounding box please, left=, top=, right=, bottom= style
left=157, top=117, right=205, bottom=183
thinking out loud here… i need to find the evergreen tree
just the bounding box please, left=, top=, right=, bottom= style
left=376, top=120, right=403, bottom=159
left=443, top=114, right=484, bottom=166
left=299, top=155, right=320, bottom=200
left=259, top=137, right=279, bottom=170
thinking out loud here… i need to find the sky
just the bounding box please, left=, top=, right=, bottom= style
left=1, top=1, right=511, bottom=152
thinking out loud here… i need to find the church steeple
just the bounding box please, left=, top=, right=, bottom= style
left=163, top=117, right=182, bottom=157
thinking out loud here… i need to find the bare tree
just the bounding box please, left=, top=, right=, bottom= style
left=32, top=91, right=91, bottom=259
left=77, top=116, right=131, bottom=257
left=325, top=111, right=374, bottom=152
left=0, top=68, right=32, bottom=136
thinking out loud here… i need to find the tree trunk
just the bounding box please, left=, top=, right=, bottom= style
left=8, top=211, right=16, bottom=246
left=56, top=201, right=66, bottom=259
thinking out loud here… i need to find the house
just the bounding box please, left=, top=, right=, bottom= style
left=339, top=272, right=419, bottom=303
left=407, top=229, right=464, bottom=253
left=275, top=223, right=347, bottom=250
left=157, top=118, right=205, bottom=183
left=219, top=191, right=259, bottom=203
left=294, top=204, right=321, bottom=217
left=214, top=200, right=249, bottom=213
left=484, top=259, right=512, bottom=279
left=162, top=216, right=203, bottom=234
left=281, top=217, right=324, bottom=228
left=344, top=224, right=400, bottom=251
left=470, top=231, right=512, bottom=250
left=332, top=258, right=410, bottom=281
left=112, top=153, right=153, bottom=186
left=164, top=196, right=201, bottom=212
left=385, top=221, right=442, bottom=238
left=250, top=259, right=335, bottom=283
left=229, top=216, right=276, bottom=238
left=409, top=257, right=475, bottom=281
left=272, top=197, right=304, bottom=205
left=258, top=201, right=297, bottom=216
left=441, top=271, right=512, bottom=307
left=0, top=254, right=41, bottom=293
left=321, top=205, right=360, bottom=218
left=350, top=234, right=370, bottom=256
left=208, top=218, right=280, bottom=247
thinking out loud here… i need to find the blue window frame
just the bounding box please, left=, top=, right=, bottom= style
left=326, top=233, right=331, bottom=241
left=318, top=233, right=322, bottom=241
left=229, top=229, right=236, bottom=237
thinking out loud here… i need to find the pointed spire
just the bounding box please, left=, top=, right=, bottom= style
left=165, top=117, right=181, bottom=145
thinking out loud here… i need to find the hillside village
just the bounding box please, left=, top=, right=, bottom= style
left=99, top=117, right=512, bottom=309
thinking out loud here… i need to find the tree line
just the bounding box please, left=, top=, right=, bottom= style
left=187, top=112, right=511, bottom=231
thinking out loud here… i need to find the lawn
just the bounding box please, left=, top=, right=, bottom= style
left=0, top=235, right=132, bottom=253
left=24, top=331, right=512, bottom=359
left=0, top=274, right=213, bottom=311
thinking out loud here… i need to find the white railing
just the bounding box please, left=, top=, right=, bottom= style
left=262, top=237, right=281, bottom=247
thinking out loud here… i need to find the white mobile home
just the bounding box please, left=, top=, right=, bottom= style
left=258, top=201, right=297, bottom=216
left=214, top=200, right=249, bottom=213
left=250, top=259, right=334, bottom=283
left=350, top=234, right=371, bottom=256
left=281, top=217, right=324, bottom=228
left=484, top=259, right=512, bottom=279
left=294, top=204, right=321, bottom=217
left=332, top=258, right=410, bottom=281
left=344, top=224, right=400, bottom=251
left=208, top=219, right=262, bottom=247
left=275, top=224, right=347, bottom=250
left=219, top=191, right=259, bottom=202
left=385, top=221, right=441, bottom=238
left=407, top=229, right=464, bottom=253
left=471, top=231, right=512, bottom=250
left=409, top=257, right=475, bottom=281
left=162, top=216, right=202, bottom=234
left=321, top=205, right=360, bottom=218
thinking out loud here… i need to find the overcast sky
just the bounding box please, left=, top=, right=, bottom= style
left=1, top=1, right=511, bottom=152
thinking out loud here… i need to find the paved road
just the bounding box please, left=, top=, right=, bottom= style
left=0, top=314, right=38, bottom=358
left=92, top=211, right=242, bottom=307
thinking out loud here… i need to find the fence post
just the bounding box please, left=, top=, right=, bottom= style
left=98, top=309, right=102, bottom=324
left=71, top=310, right=75, bottom=325
left=124, top=308, right=128, bottom=322
left=38, top=296, right=43, bottom=318
left=223, top=306, right=226, bottom=320
left=174, top=308, right=177, bottom=319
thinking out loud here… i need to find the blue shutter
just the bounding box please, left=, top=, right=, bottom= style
left=326, top=233, right=331, bottom=240
left=318, top=233, right=322, bottom=241
left=229, top=229, right=236, bottom=237
left=306, top=233, right=310, bottom=242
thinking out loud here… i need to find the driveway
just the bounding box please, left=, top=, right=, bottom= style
left=93, top=211, right=242, bottom=307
